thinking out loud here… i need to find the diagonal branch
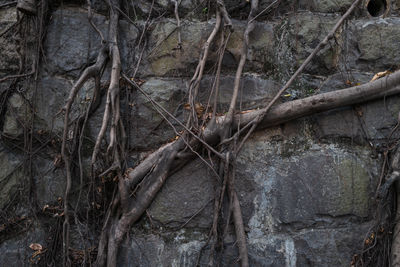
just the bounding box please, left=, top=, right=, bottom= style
left=236, top=0, right=363, bottom=152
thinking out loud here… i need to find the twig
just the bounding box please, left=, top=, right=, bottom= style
left=172, top=0, right=182, bottom=49
left=122, top=72, right=225, bottom=160
left=132, top=0, right=154, bottom=78
left=175, top=198, right=213, bottom=230
left=249, top=0, right=280, bottom=23
left=0, top=70, right=34, bottom=83
left=188, top=6, right=222, bottom=128
left=147, top=94, right=221, bottom=181
left=87, top=0, right=105, bottom=43
left=0, top=1, right=17, bottom=9
left=0, top=20, right=19, bottom=38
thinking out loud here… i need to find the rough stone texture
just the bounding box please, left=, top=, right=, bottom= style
left=285, top=12, right=341, bottom=75
left=0, top=8, right=18, bottom=76
left=148, top=159, right=216, bottom=228
left=0, top=142, right=25, bottom=210
left=28, top=74, right=101, bottom=138
left=291, top=224, right=371, bottom=266
left=128, top=74, right=280, bottom=149
left=239, top=133, right=378, bottom=228
left=2, top=93, right=31, bottom=137
left=143, top=19, right=275, bottom=76
left=44, top=7, right=138, bottom=76
left=119, top=131, right=378, bottom=266
left=117, top=230, right=207, bottom=267
left=44, top=7, right=106, bottom=76
left=351, top=18, right=400, bottom=71
left=33, top=155, right=66, bottom=208
left=314, top=72, right=400, bottom=143
left=34, top=75, right=74, bottom=133
left=311, top=0, right=354, bottom=13
left=128, top=77, right=186, bottom=150
left=199, top=74, right=281, bottom=110
left=2, top=2, right=400, bottom=266
left=0, top=225, right=46, bottom=267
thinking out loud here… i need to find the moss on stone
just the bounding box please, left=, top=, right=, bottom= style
left=334, top=158, right=370, bottom=217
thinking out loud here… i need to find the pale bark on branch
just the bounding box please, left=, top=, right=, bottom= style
left=123, top=70, right=400, bottom=186
left=234, top=71, right=400, bottom=130
left=113, top=69, right=400, bottom=267
left=121, top=69, right=400, bottom=218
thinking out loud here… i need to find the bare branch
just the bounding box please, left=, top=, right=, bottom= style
left=236, top=0, right=362, bottom=152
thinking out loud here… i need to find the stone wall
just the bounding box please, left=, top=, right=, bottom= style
left=1, top=0, right=400, bottom=266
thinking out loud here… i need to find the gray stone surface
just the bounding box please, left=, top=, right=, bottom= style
left=45, top=7, right=138, bottom=76
left=314, top=72, right=400, bottom=143
left=128, top=77, right=186, bottom=149
left=311, top=0, right=354, bottom=13
left=44, top=7, right=106, bottom=76
left=120, top=132, right=377, bottom=266
left=285, top=12, right=341, bottom=75
left=2, top=93, right=31, bottom=137
left=148, top=159, right=216, bottom=228
left=34, top=75, right=74, bottom=133
left=351, top=18, right=400, bottom=71
left=0, top=225, right=46, bottom=266
left=117, top=230, right=207, bottom=267
left=143, top=19, right=275, bottom=76
left=199, top=74, right=281, bottom=110
left=238, top=132, right=378, bottom=228
left=0, top=8, right=18, bottom=76
left=128, top=74, right=281, bottom=149
left=33, top=155, right=66, bottom=208
left=2, top=3, right=400, bottom=267
left=292, top=224, right=370, bottom=266
left=0, top=143, right=25, bottom=210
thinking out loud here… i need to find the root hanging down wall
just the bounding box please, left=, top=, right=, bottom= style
left=1, top=0, right=400, bottom=266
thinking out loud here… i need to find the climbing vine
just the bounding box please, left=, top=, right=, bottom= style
left=2, top=0, right=400, bottom=266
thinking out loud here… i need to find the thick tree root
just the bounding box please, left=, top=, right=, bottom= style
left=61, top=46, right=108, bottom=267
left=56, top=0, right=399, bottom=265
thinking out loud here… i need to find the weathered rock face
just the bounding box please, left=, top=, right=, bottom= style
left=2, top=93, right=31, bottom=137
left=1, top=0, right=400, bottom=266
left=352, top=18, right=400, bottom=71
left=0, top=224, right=46, bottom=266
left=117, top=133, right=379, bottom=266
left=0, top=8, right=18, bottom=76
left=0, top=142, right=25, bottom=210
left=141, top=19, right=275, bottom=76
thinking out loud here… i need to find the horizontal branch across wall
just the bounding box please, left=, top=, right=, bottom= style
left=126, top=71, right=400, bottom=182
left=233, top=70, right=400, bottom=130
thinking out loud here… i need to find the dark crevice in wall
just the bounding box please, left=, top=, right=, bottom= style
left=367, top=0, right=388, bottom=17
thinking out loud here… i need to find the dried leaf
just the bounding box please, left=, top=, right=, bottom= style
left=53, top=154, right=62, bottom=167
left=29, top=243, right=43, bottom=251
left=195, top=103, right=205, bottom=117
left=371, top=70, right=392, bottom=82
left=130, top=77, right=145, bottom=86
